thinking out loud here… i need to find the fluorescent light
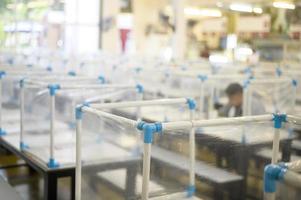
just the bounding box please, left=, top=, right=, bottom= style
left=184, top=8, right=222, bottom=17
left=230, top=3, right=253, bottom=13
left=273, top=1, right=295, bottom=9
left=253, top=7, right=263, bottom=14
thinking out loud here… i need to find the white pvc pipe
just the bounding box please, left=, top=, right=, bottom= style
left=287, top=115, right=301, bottom=124
left=189, top=109, right=195, bottom=188
left=286, top=160, right=301, bottom=172
left=283, top=170, right=301, bottom=189
left=142, top=143, right=151, bottom=200
left=264, top=193, right=275, bottom=200
left=90, top=98, right=187, bottom=109
left=199, top=83, right=204, bottom=118
left=75, top=118, right=82, bottom=200
left=50, top=94, right=55, bottom=160
left=271, top=128, right=280, bottom=164
left=20, top=85, right=24, bottom=146
left=163, top=114, right=273, bottom=131
left=242, top=86, right=249, bottom=116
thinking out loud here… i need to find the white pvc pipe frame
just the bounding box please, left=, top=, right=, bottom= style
left=19, top=81, right=139, bottom=165
left=75, top=98, right=292, bottom=200
left=75, top=98, right=195, bottom=200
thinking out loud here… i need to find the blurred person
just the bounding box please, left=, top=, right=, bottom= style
left=218, top=83, right=265, bottom=117
left=200, top=43, right=210, bottom=58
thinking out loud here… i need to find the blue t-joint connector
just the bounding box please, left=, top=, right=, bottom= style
left=186, top=185, right=196, bottom=197
left=20, top=142, right=29, bottom=150
left=292, top=79, right=298, bottom=87
left=19, top=78, right=26, bottom=88
left=276, top=68, right=282, bottom=77
left=186, top=98, right=196, bottom=110
left=138, top=122, right=162, bottom=144
left=48, top=84, right=61, bottom=96
left=197, top=74, right=208, bottom=82
left=264, top=164, right=286, bottom=193
left=75, top=102, right=90, bottom=120
left=0, top=71, right=6, bottom=79
left=136, top=84, right=144, bottom=94
left=273, top=113, right=287, bottom=129
left=68, top=71, right=76, bottom=76
left=47, top=158, right=60, bottom=168
left=0, top=128, right=6, bottom=136
left=98, top=75, right=106, bottom=84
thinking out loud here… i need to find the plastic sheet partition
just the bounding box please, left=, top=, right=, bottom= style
left=243, top=78, right=297, bottom=115
left=76, top=98, right=197, bottom=200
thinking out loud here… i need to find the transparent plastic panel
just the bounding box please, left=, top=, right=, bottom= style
left=247, top=79, right=296, bottom=115
left=80, top=102, right=194, bottom=200
left=80, top=109, right=141, bottom=200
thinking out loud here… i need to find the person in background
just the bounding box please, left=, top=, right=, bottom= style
left=218, top=83, right=265, bottom=117
left=200, top=43, right=210, bottom=58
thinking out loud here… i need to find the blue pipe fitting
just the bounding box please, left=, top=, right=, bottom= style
left=20, top=142, right=29, bottom=150
left=135, top=67, right=142, bottom=73
left=138, top=122, right=162, bottom=144
left=264, top=164, right=286, bottom=193
left=19, top=78, right=26, bottom=88
left=273, top=113, right=287, bottom=129
left=197, top=74, right=208, bottom=82
left=186, top=98, right=196, bottom=110
left=292, top=79, right=298, bottom=87
left=47, top=158, right=60, bottom=168
left=98, top=75, right=106, bottom=84
left=136, top=84, right=144, bottom=94
left=0, top=71, right=6, bottom=79
left=276, top=68, right=282, bottom=77
left=75, top=102, right=90, bottom=120
left=186, top=185, right=196, bottom=197
left=48, top=84, right=61, bottom=96
left=68, top=71, right=76, bottom=76
left=0, top=128, right=6, bottom=136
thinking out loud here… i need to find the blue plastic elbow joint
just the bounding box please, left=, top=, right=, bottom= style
left=48, top=84, right=61, bottom=96
left=98, top=75, right=106, bottom=84
left=264, top=164, right=286, bottom=193
left=273, top=113, right=287, bottom=129
left=136, top=84, right=144, bottom=94
left=68, top=71, right=76, bottom=76
left=186, top=98, right=196, bottom=110
left=186, top=185, right=195, bottom=197
left=0, top=128, right=7, bottom=136
left=0, top=71, right=6, bottom=79
left=75, top=102, right=90, bottom=120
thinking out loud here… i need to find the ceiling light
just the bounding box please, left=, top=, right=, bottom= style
left=273, top=1, right=295, bottom=9
left=253, top=7, right=263, bottom=14
left=229, top=3, right=253, bottom=13
left=184, top=8, right=222, bottom=17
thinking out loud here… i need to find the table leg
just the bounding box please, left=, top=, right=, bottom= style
left=71, top=171, right=76, bottom=200
left=235, top=146, right=249, bottom=199
left=125, top=163, right=138, bottom=200
left=44, top=173, right=57, bottom=200
left=281, top=140, right=292, bottom=162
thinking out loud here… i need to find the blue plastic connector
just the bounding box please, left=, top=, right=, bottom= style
left=26, top=64, right=33, bottom=68
left=273, top=113, right=287, bottom=129
left=75, top=102, right=90, bottom=120
left=197, top=74, right=208, bottom=82
left=68, top=71, right=76, bottom=76
left=186, top=98, right=196, bottom=110
left=135, top=67, right=142, bottom=74
left=264, top=164, right=286, bottom=193
left=136, top=84, right=144, bottom=94
left=186, top=185, right=196, bottom=197
left=243, top=79, right=250, bottom=89
left=47, top=158, right=60, bottom=168
left=137, top=122, right=162, bottom=144
left=20, top=142, right=29, bottom=150
left=19, top=78, right=26, bottom=88
left=0, top=71, right=6, bottom=79
left=48, top=84, right=61, bottom=96
left=0, top=128, right=6, bottom=136
left=98, top=75, right=106, bottom=84
left=276, top=68, right=282, bottom=77
left=292, top=79, right=298, bottom=87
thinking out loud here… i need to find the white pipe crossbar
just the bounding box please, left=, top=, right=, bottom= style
left=90, top=98, right=187, bottom=109
left=283, top=170, right=301, bottom=189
